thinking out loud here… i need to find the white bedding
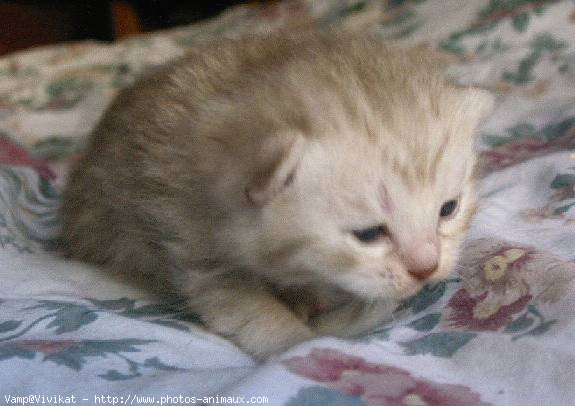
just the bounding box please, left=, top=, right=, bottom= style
left=1, top=1, right=575, bottom=404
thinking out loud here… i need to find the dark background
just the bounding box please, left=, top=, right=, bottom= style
left=0, top=0, right=258, bottom=56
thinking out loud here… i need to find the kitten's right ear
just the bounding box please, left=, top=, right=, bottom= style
left=456, top=87, right=495, bottom=128
left=246, top=130, right=306, bottom=206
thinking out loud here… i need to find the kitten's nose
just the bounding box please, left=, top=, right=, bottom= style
left=402, top=241, right=439, bottom=280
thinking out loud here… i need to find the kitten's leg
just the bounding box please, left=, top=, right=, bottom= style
left=310, top=300, right=395, bottom=338
left=179, top=274, right=317, bottom=359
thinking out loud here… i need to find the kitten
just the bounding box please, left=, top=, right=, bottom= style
left=61, top=32, right=493, bottom=359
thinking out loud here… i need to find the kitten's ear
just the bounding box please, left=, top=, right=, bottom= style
left=246, top=130, right=306, bottom=206
left=457, top=88, right=495, bottom=128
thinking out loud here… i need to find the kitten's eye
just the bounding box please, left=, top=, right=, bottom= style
left=440, top=199, right=458, bottom=218
left=352, top=225, right=388, bottom=243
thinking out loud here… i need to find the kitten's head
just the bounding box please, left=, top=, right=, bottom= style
left=215, top=39, right=494, bottom=301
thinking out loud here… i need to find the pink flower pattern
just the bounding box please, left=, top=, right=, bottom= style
left=16, top=339, right=79, bottom=354
left=480, top=131, right=575, bottom=174
left=284, top=348, right=491, bottom=406
left=0, top=136, right=56, bottom=180
left=445, top=289, right=532, bottom=331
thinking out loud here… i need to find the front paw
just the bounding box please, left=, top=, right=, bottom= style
left=231, top=322, right=317, bottom=360
left=198, top=299, right=318, bottom=360
left=182, top=282, right=320, bottom=360
left=309, top=301, right=394, bottom=338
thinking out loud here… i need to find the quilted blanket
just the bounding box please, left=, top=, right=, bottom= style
left=1, top=1, right=575, bottom=404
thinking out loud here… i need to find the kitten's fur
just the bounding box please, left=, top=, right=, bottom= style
left=61, top=33, right=493, bottom=359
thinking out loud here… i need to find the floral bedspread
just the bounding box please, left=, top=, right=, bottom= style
left=1, top=1, right=575, bottom=405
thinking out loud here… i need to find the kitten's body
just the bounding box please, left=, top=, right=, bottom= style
left=61, top=33, right=493, bottom=358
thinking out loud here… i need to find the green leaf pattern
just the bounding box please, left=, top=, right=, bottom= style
left=0, top=298, right=195, bottom=380
left=0, top=0, right=574, bottom=401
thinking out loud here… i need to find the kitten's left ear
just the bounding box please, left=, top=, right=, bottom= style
left=246, top=130, right=306, bottom=206
left=457, top=87, right=495, bottom=128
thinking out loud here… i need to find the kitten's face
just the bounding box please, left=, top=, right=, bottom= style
left=232, top=87, right=492, bottom=302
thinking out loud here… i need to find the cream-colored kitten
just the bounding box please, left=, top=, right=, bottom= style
left=61, top=32, right=493, bottom=359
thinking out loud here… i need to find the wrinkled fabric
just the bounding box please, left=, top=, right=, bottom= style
left=1, top=1, right=575, bottom=405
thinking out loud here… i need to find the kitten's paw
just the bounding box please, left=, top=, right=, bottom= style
left=231, top=321, right=317, bottom=361
left=191, top=288, right=318, bottom=360
left=310, top=300, right=394, bottom=338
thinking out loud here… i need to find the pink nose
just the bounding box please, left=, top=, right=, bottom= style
left=402, top=241, right=439, bottom=280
